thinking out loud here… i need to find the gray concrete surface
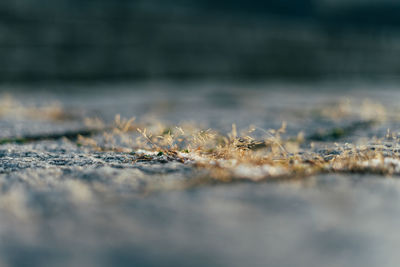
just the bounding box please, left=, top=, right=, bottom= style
left=1, top=81, right=400, bottom=267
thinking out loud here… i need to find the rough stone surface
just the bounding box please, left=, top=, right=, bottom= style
left=2, top=82, right=400, bottom=267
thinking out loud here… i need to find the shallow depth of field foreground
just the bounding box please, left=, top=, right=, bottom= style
left=2, top=82, right=400, bottom=266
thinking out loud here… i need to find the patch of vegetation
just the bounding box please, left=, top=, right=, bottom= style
left=75, top=112, right=400, bottom=183
left=2, top=94, right=400, bottom=183
left=0, top=137, right=28, bottom=145
left=0, top=94, right=73, bottom=121
left=307, top=120, right=376, bottom=141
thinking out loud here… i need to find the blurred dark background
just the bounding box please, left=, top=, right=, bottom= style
left=1, top=0, right=400, bottom=82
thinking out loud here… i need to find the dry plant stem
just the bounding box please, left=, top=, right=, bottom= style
left=4, top=97, right=396, bottom=183
left=76, top=114, right=400, bottom=182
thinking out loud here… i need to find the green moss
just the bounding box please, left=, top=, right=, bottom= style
left=0, top=137, right=28, bottom=145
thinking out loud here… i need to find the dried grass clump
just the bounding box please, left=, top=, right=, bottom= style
left=314, top=98, right=387, bottom=122
left=76, top=114, right=400, bottom=182
left=1, top=94, right=391, bottom=183
left=0, top=94, right=69, bottom=121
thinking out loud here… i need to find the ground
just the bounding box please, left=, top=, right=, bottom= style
left=1, top=81, right=400, bottom=267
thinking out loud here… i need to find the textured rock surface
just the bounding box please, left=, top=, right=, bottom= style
left=2, top=81, right=400, bottom=267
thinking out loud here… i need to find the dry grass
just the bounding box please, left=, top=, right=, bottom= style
left=0, top=94, right=71, bottom=121
left=77, top=109, right=400, bottom=182
left=2, top=93, right=399, bottom=183
left=315, top=98, right=387, bottom=121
